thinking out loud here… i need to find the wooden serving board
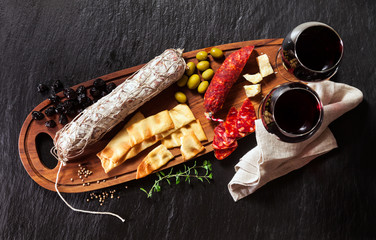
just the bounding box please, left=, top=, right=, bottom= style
left=19, top=38, right=287, bottom=193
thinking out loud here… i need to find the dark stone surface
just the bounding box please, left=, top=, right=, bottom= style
left=1, top=0, right=376, bottom=239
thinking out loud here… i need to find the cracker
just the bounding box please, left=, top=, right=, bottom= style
left=159, top=104, right=196, bottom=138
left=127, top=110, right=174, bottom=146
left=162, top=119, right=207, bottom=149
left=97, top=112, right=145, bottom=172
left=180, top=130, right=205, bottom=161
left=136, top=145, right=174, bottom=179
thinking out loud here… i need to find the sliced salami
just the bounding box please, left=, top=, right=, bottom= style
left=214, top=146, right=237, bottom=160
left=212, top=122, right=237, bottom=150
left=223, top=107, right=240, bottom=138
left=236, top=98, right=256, bottom=135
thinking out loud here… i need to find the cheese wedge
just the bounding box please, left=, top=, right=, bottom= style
left=243, top=73, right=263, bottom=84
left=256, top=54, right=274, bottom=77
left=136, top=145, right=174, bottom=179
left=180, top=130, right=205, bottom=161
left=162, top=119, right=207, bottom=149
left=244, top=84, right=261, bottom=98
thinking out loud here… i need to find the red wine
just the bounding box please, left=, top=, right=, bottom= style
left=274, top=89, right=321, bottom=134
left=296, top=25, right=343, bottom=71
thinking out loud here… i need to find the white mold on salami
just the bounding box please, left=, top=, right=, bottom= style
left=54, top=49, right=186, bottom=163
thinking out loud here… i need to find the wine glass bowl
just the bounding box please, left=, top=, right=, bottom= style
left=259, top=82, right=324, bottom=143
left=276, top=22, right=343, bottom=82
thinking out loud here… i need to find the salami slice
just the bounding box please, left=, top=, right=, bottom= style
left=212, top=122, right=237, bottom=150
left=223, top=107, right=240, bottom=138
left=214, top=146, right=237, bottom=160
left=236, top=98, right=256, bottom=135
left=212, top=95, right=257, bottom=160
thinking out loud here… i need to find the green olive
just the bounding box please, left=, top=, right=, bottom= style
left=185, top=62, right=196, bottom=76
left=196, top=51, right=208, bottom=61
left=187, top=74, right=201, bottom=89
left=196, top=61, right=210, bottom=71
left=177, top=75, right=188, bottom=87
left=210, top=47, right=224, bottom=59
left=174, top=91, right=187, bottom=103
left=197, top=81, right=209, bottom=94
left=201, top=69, right=214, bottom=80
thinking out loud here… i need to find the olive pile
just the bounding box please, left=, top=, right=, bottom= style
left=174, top=48, right=223, bottom=104
left=32, top=78, right=116, bottom=128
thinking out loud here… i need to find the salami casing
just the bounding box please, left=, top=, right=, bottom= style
left=54, top=49, right=186, bottom=163
left=204, top=46, right=254, bottom=117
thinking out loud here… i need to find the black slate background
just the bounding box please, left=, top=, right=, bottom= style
left=1, top=0, right=376, bottom=239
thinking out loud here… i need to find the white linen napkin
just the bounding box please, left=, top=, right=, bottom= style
left=228, top=81, right=363, bottom=201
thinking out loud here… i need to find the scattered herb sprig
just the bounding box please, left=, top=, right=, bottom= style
left=140, top=160, right=212, bottom=198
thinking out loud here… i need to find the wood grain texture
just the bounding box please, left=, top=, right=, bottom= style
left=19, top=39, right=286, bottom=193
left=2, top=0, right=376, bottom=239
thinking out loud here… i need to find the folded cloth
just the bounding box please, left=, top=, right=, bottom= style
left=228, top=81, right=363, bottom=201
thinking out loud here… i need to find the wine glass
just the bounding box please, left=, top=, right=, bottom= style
left=276, top=22, right=344, bottom=82
left=258, top=82, right=324, bottom=143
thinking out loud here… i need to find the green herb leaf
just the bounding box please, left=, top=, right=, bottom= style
left=140, top=188, right=148, bottom=195
left=140, top=160, right=213, bottom=197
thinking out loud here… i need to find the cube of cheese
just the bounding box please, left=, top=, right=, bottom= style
left=244, top=84, right=261, bottom=97
left=243, top=73, right=263, bottom=84
left=256, top=54, right=274, bottom=77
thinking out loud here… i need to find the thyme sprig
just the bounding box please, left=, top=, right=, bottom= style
left=140, top=160, right=212, bottom=198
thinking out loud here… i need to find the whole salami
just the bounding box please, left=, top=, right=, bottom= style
left=54, top=49, right=186, bottom=163
left=204, top=46, right=254, bottom=118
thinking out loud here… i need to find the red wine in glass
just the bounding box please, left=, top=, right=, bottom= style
left=278, top=22, right=343, bottom=82
left=259, top=82, right=323, bottom=142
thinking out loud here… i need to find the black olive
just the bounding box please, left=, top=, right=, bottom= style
left=45, top=106, right=56, bottom=116
left=48, top=94, right=61, bottom=105
left=51, top=80, right=63, bottom=93
left=32, top=111, right=45, bottom=120
left=101, top=90, right=108, bottom=97
left=78, top=95, right=92, bottom=108
left=37, top=83, right=49, bottom=93
left=77, top=93, right=86, bottom=102
left=106, top=82, right=116, bottom=93
left=93, top=78, right=106, bottom=90
left=55, top=103, right=64, bottom=114
left=61, top=99, right=74, bottom=112
left=45, top=120, right=56, bottom=128
left=63, top=88, right=77, bottom=100
left=65, top=108, right=76, bottom=117
left=76, top=85, right=86, bottom=95
left=59, top=114, right=68, bottom=125
left=90, top=86, right=102, bottom=98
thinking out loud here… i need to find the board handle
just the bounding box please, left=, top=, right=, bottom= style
left=18, top=109, right=62, bottom=185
